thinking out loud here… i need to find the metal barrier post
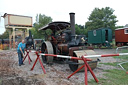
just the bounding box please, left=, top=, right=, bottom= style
left=67, top=56, right=98, bottom=85
left=82, top=56, right=99, bottom=83
left=83, top=58, right=88, bottom=85
left=38, top=54, right=46, bottom=74
left=67, top=64, right=85, bottom=79
left=31, top=53, right=39, bottom=71
left=23, top=50, right=32, bottom=64
left=31, top=51, right=46, bottom=74
left=116, top=46, right=128, bottom=72
left=33, top=51, right=128, bottom=84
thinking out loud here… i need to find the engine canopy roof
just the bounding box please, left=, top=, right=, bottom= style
left=39, top=21, right=70, bottom=31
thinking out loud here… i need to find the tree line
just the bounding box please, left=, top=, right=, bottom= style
left=0, top=7, right=124, bottom=39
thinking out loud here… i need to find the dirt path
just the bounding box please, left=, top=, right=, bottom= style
left=0, top=49, right=121, bottom=85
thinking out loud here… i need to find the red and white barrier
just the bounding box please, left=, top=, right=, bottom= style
left=39, top=53, right=91, bottom=61
left=23, top=50, right=32, bottom=64
left=39, top=53, right=128, bottom=59
left=25, top=50, right=128, bottom=85
left=83, top=53, right=128, bottom=58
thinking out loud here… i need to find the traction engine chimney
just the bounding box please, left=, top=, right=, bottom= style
left=69, top=13, right=76, bottom=35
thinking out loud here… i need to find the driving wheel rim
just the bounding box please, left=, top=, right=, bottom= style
left=41, top=41, right=54, bottom=63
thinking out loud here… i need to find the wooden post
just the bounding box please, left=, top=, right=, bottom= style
left=26, top=28, right=29, bottom=37
left=8, top=30, right=12, bottom=49
left=13, top=27, right=15, bottom=48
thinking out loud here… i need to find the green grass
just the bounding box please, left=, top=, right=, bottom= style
left=114, top=49, right=128, bottom=60
left=114, top=56, right=128, bottom=60
left=0, top=78, right=2, bottom=85
left=120, top=63, right=128, bottom=71
left=88, top=69, right=128, bottom=85
left=104, top=69, right=128, bottom=85
left=88, top=49, right=128, bottom=85
left=99, top=62, right=128, bottom=71
left=99, top=62, right=119, bottom=67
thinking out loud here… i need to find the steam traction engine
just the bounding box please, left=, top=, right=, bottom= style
left=25, top=30, right=34, bottom=49
left=39, top=13, right=98, bottom=71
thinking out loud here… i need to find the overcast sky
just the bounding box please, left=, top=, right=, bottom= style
left=0, top=0, right=128, bottom=34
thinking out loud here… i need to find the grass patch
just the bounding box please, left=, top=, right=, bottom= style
left=114, top=56, right=128, bottom=60
left=120, top=63, right=128, bottom=71
left=114, top=49, right=128, bottom=60
left=88, top=69, right=128, bottom=85
left=0, top=79, right=2, bottom=85
left=99, top=62, right=119, bottom=67
left=99, top=62, right=128, bottom=71
left=112, top=49, right=128, bottom=71
left=114, top=55, right=128, bottom=60
left=103, top=69, right=128, bottom=85
left=88, top=47, right=128, bottom=84
left=114, top=49, right=128, bottom=71
left=90, top=53, right=128, bottom=84
left=92, top=51, right=128, bottom=85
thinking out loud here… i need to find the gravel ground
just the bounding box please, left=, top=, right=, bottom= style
left=0, top=49, right=121, bottom=85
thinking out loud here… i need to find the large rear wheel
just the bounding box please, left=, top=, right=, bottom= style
left=41, top=41, right=54, bottom=64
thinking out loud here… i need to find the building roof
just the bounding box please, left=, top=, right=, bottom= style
left=2, top=13, right=32, bottom=18
left=115, top=27, right=128, bottom=30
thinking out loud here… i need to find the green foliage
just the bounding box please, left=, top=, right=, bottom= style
left=34, top=14, right=52, bottom=29
left=30, top=27, right=38, bottom=38
left=31, top=14, right=52, bottom=39
left=75, top=24, right=87, bottom=35
left=115, top=25, right=124, bottom=29
left=85, top=7, right=118, bottom=32
left=0, top=30, right=9, bottom=39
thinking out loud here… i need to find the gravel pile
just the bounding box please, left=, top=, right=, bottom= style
left=0, top=50, right=46, bottom=85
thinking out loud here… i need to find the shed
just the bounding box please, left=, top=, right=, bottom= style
left=88, top=28, right=112, bottom=45
left=115, top=27, right=128, bottom=45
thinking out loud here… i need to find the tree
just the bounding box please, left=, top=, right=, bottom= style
left=31, top=14, right=52, bottom=39
left=85, top=7, right=118, bottom=31
left=75, top=24, right=86, bottom=35
left=0, top=30, right=9, bottom=39
left=115, top=25, right=124, bottom=29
